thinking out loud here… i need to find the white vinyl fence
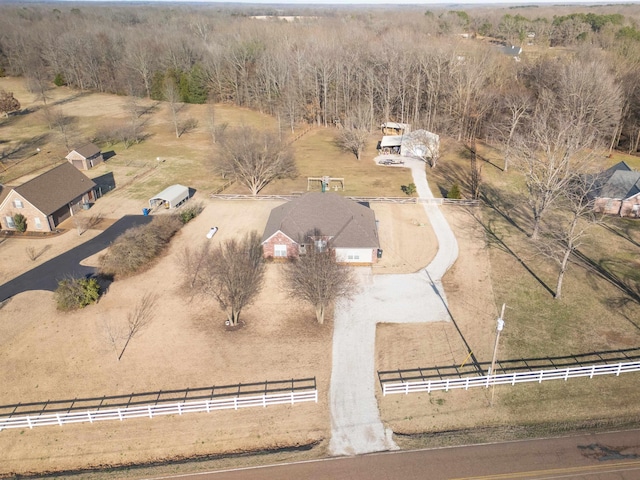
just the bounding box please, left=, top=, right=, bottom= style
left=0, top=389, right=317, bottom=432
left=382, top=361, right=640, bottom=396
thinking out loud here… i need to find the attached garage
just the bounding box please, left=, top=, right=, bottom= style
left=149, top=184, right=190, bottom=209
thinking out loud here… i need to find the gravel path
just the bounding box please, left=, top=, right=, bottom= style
left=329, top=156, right=458, bottom=456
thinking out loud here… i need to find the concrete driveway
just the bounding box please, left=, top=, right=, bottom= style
left=0, top=215, right=152, bottom=302
left=329, top=157, right=458, bottom=456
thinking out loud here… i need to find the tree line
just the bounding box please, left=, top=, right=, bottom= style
left=1, top=4, right=640, bottom=153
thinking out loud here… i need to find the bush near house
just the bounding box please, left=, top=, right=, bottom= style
left=178, top=201, right=204, bottom=224
left=99, top=215, right=183, bottom=278
left=13, top=213, right=26, bottom=232
left=55, top=277, right=100, bottom=311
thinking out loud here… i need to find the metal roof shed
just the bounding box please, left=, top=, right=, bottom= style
left=149, top=184, right=190, bottom=209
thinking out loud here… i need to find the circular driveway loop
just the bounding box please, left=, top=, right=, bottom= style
left=329, top=158, right=458, bottom=456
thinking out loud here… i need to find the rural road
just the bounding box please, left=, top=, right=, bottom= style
left=142, top=429, right=640, bottom=480
left=329, top=157, right=458, bottom=456
left=0, top=215, right=152, bottom=302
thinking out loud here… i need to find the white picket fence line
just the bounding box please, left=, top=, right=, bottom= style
left=382, top=361, right=640, bottom=396
left=0, top=390, right=318, bottom=431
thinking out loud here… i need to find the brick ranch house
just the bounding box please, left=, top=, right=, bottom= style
left=65, top=143, right=104, bottom=170
left=592, top=161, right=640, bottom=218
left=261, top=192, right=380, bottom=265
left=0, top=162, right=97, bottom=232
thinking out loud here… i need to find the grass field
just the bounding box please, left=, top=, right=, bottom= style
left=1, top=77, right=639, bottom=477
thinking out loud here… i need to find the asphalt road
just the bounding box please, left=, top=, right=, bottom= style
left=0, top=215, right=152, bottom=302
left=142, top=429, right=640, bottom=480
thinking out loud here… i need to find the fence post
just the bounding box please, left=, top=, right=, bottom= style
left=512, top=373, right=516, bottom=385
left=590, top=365, right=596, bottom=379
left=56, top=413, right=62, bottom=426
left=148, top=406, right=153, bottom=418
left=88, top=412, right=93, bottom=424
left=616, top=363, right=622, bottom=376
left=465, top=378, right=469, bottom=390
left=539, top=370, right=544, bottom=383
left=27, top=416, right=33, bottom=429
left=178, top=403, right=182, bottom=415
left=314, top=390, right=318, bottom=403
left=565, top=368, right=570, bottom=381
left=205, top=400, right=210, bottom=413
left=118, top=408, right=123, bottom=421
left=445, top=379, right=450, bottom=392
left=234, top=397, right=238, bottom=410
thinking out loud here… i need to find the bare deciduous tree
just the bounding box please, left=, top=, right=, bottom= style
left=511, top=90, right=601, bottom=240
left=104, top=293, right=158, bottom=361
left=337, top=127, right=369, bottom=161
left=539, top=173, right=601, bottom=299
left=217, top=127, right=297, bottom=196
left=164, top=77, right=182, bottom=138
left=190, top=231, right=265, bottom=326
left=177, top=241, right=210, bottom=290
left=282, top=246, right=357, bottom=324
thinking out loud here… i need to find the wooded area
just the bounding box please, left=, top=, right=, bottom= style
left=1, top=3, right=640, bottom=154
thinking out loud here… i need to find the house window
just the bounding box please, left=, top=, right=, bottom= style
left=274, top=244, right=287, bottom=257
left=34, top=217, right=42, bottom=230
left=314, top=239, right=327, bottom=252
left=347, top=254, right=360, bottom=260
left=5, top=216, right=15, bottom=229
left=299, top=244, right=307, bottom=255
left=13, top=199, right=23, bottom=209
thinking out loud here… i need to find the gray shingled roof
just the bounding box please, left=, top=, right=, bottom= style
left=262, top=192, right=379, bottom=249
left=72, top=143, right=101, bottom=159
left=13, top=162, right=96, bottom=215
left=599, top=170, right=640, bottom=199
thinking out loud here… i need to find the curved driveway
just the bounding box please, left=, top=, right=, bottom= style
left=0, top=215, right=152, bottom=302
left=329, top=158, right=458, bottom=456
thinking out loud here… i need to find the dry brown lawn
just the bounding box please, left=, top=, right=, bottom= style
left=0, top=196, right=438, bottom=476
left=2, top=78, right=640, bottom=477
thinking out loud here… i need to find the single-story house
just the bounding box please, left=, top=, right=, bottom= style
left=149, top=184, right=190, bottom=209
left=377, top=129, right=440, bottom=159
left=0, top=162, right=97, bottom=232
left=262, top=192, right=380, bottom=265
left=592, top=162, right=640, bottom=218
left=381, top=122, right=411, bottom=136
left=66, top=143, right=104, bottom=170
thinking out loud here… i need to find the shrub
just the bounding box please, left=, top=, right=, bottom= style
left=178, top=202, right=204, bottom=224
left=55, top=277, right=100, bottom=311
left=401, top=183, right=417, bottom=196
left=53, top=73, right=66, bottom=87
left=99, top=215, right=182, bottom=277
left=13, top=213, right=27, bottom=233
left=447, top=183, right=462, bottom=199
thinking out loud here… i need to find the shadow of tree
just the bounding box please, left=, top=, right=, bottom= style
left=599, top=221, right=640, bottom=248
left=469, top=211, right=555, bottom=297
left=481, top=184, right=530, bottom=236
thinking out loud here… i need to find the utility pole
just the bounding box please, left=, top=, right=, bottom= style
left=489, top=303, right=506, bottom=407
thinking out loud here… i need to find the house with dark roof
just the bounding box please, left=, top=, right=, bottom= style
left=592, top=161, right=640, bottom=217
left=66, top=143, right=103, bottom=170
left=261, top=192, right=380, bottom=265
left=0, top=162, right=97, bottom=232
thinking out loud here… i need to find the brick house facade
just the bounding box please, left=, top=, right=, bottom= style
left=0, top=163, right=96, bottom=232
left=261, top=192, right=380, bottom=265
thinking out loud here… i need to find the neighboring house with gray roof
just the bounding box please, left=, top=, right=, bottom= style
left=261, top=192, right=380, bottom=265
left=66, top=143, right=103, bottom=170
left=593, top=161, right=640, bottom=217
left=0, top=162, right=96, bottom=232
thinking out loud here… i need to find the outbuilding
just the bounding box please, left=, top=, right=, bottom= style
left=149, top=184, right=190, bottom=209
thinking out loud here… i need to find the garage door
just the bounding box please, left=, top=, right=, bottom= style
left=51, top=205, right=71, bottom=227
